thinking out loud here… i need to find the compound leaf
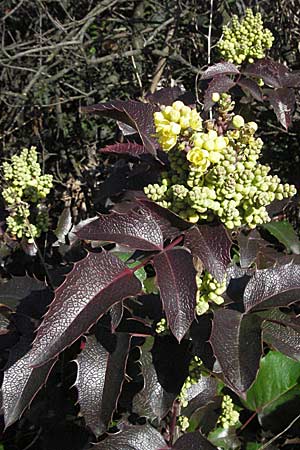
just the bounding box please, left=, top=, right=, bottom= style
left=81, top=100, right=159, bottom=155
left=153, top=248, right=197, bottom=342
left=29, top=251, right=141, bottom=366
left=76, top=205, right=164, bottom=251
left=210, top=309, right=262, bottom=396
left=185, top=224, right=232, bottom=283
left=243, top=263, right=300, bottom=312
left=93, top=424, right=166, bottom=450
left=74, top=334, right=130, bottom=437
left=1, top=339, right=56, bottom=428
left=243, top=58, right=300, bottom=89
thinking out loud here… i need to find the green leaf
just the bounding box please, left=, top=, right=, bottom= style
left=208, top=427, right=241, bottom=450
left=245, top=351, right=300, bottom=417
left=113, top=251, right=147, bottom=285
left=246, top=443, right=262, bottom=450
left=261, top=221, right=300, bottom=254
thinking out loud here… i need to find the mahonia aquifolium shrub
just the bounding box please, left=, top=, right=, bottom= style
left=144, top=94, right=296, bottom=315
left=2, top=146, right=53, bottom=242
left=217, top=8, right=274, bottom=64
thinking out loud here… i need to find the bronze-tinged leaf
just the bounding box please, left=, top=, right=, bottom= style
left=243, top=263, right=300, bottom=312
left=268, top=87, right=295, bottom=130
left=93, top=424, right=166, bottom=450
left=172, top=431, right=217, bottom=449
left=185, top=225, right=232, bottom=283
left=110, top=302, right=124, bottom=332
left=210, top=309, right=262, bottom=396
left=237, top=229, right=279, bottom=269
left=201, top=62, right=240, bottom=80
left=100, top=142, right=148, bottom=156
left=237, top=78, right=263, bottom=102
left=133, top=339, right=175, bottom=420
left=74, top=334, right=130, bottom=436
left=1, top=339, right=56, bottom=428
left=153, top=248, right=197, bottom=342
left=261, top=309, right=300, bottom=361
left=29, top=251, right=141, bottom=366
left=76, top=205, right=164, bottom=251
left=243, top=58, right=300, bottom=89
left=204, top=75, right=236, bottom=110
left=182, top=375, right=218, bottom=417
left=81, top=100, right=159, bottom=155
left=145, top=86, right=185, bottom=105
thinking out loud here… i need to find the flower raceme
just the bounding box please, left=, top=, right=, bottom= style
left=145, top=97, right=297, bottom=230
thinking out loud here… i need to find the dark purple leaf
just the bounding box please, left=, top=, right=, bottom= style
left=268, top=88, right=295, bottom=130
left=133, top=339, right=175, bottom=420
left=93, top=424, right=166, bottom=450
left=110, top=302, right=124, bottom=332
left=182, top=374, right=218, bottom=417
left=0, top=276, right=53, bottom=320
left=243, top=58, right=300, bottom=88
left=243, top=263, right=300, bottom=312
left=210, top=309, right=262, bottom=395
left=74, top=334, right=130, bottom=436
left=172, top=431, right=217, bottom=450
left=201, top=62, right=240, bottom=80
left=81, top=100, right=159, bottom=155
left=146, top=87, right=185, bottom=105
left=184, top=225, right=232, bottom=283
left=237, top=78, right=263, bottom=102
left=100, top=142, right=148, bottom=157
left=29, top=251, right=141, bottom=366
left=1, top=339, right=56, bottom=428
left=76, top=205, right=164, bottom=251
left=261, top=309, right=300, bottom=361
left=204, top=75, right=236, bottom=110
left=237, top=229, right=279, bottom=269
left=153, top=248, right=197, bottom=342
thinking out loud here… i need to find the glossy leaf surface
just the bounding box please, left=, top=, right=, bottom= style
left=210, top=309, right=262, bottom=395
left=185, top=224, right=231, bottom=283
left=29, top=251, right=141, bottom=366
left=76, top=205, right=164, bottom=250
left=2, top=339, right=56, bottom=428
left=243, top=263, right=300, bottom=312
left=153, top=248, right=197, bottom=342
left=93, top=424, right=166, bottom=450
left=75, top=334, right=130, bottom=436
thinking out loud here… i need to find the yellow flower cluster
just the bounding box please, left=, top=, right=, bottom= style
left=186, top=130, right=227, bottom=174
left=218, top=395, right=240, bottom=429
left=154, top=101, right=202, bottom=152
left=218, top=9, right=274, bottom=65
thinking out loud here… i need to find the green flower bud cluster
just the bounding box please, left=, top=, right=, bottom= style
left=178, top=415, right=190, bottom=432
left=153, top=101, right=202, bottom=152
left=1, top=146, right=53, bottom=242
left=218, top=8, right=274, bottom=64
left=179, top=356, right=202, bottom=408
left=156, top=318, right=168, bottom=334
left=196, top=272, right=226, bottom=316
left=145, top=103, right=297, bottom=230
left=217, top=395, right=240, bottom=429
